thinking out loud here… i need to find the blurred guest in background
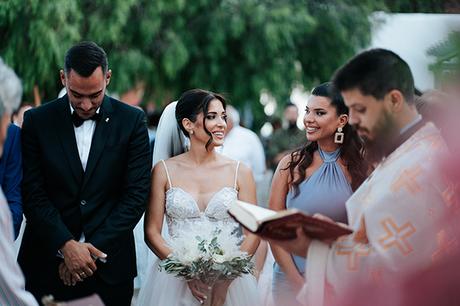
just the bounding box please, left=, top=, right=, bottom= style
left=12, top=103, right=33, bottom=128
left=146, top=109, right=162, bottom=154
left=267, top=102, right=305, bottom=169
left=0, top=57, right=38, bottom=306
left=0, top=122, right=23, bottom=238
left=221, top=105, right=266, bottom=190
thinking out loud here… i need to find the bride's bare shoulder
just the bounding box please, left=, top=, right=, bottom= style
left=216, top=155, right=252, bottom=176
left=216, top=153, right=236, bottom=164
left=214, top=154, right=241, bottom=170
left=151, top=155, right=189, bottom=185
left=155, top=153, right=187, bottom=166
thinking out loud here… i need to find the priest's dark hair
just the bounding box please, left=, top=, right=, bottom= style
left=333, top=48, right=415, bottom=104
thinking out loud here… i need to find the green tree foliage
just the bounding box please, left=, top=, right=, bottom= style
left=1, top=0, right=378, bottom=125
left=427, top=31, right=460, bottom=87
left=0, top=0, right=81, bottom=99
left=121, top=0, right=378, bottom=126
left=296, top=1, right=378, bottom=90
left=382, top=0, right=454, bottom=13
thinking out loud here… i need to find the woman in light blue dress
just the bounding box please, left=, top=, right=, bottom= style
left=269, top=83, right=369, bottom=306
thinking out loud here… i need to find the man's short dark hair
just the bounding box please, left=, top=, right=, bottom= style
left=332, top=48, right=415, bottom=103
left=285, top=102, right=298, bottom=110
left=64, top=41, right=108, bottom=77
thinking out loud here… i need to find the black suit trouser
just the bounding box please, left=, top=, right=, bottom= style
left=25, top=260, right=133, bottom=306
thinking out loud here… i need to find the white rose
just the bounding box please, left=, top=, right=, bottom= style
left=213, top=254, right=226, bottom=264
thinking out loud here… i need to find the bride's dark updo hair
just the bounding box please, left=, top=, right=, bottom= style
left=176, top=88, right=226, bottom=150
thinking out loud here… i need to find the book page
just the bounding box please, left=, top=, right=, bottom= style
left=234, top=200, right=276, bottom=220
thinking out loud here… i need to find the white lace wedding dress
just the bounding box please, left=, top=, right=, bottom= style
left=136, top=161, right=259, bottom=306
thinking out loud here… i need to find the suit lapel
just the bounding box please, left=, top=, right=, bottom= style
left=55, top=96, right=84, bottom=183
left=81, top=96, right=113, bottom=190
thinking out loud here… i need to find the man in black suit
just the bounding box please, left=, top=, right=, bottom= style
left=18, top=41, right=151, bottom=305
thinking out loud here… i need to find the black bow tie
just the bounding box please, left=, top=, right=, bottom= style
left=72, top=111, right=102, bottom=127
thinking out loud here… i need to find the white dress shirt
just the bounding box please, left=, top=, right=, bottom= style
left=0, top=189, right=38, bottom=306
left=69, top=104, right=100, bottom=243
left=70, top=104, right=100, bottom=171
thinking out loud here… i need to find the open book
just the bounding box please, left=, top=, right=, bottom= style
left=228, top=200, right=352, bottom=240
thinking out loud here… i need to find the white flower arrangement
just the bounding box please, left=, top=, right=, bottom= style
left=159, top=220, right=254, bottom=284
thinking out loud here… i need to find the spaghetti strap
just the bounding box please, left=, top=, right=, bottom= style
left=160, top=160, right=173, bottom=188
left=234, top=161, right=240, bottom=189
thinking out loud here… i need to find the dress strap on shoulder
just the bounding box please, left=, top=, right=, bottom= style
left=160, top=160, right=173, bottom=188
left=234, top=161, right=240, bottom=189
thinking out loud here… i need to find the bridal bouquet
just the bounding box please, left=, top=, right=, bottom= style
left=160, top=220, right=254, bottom=283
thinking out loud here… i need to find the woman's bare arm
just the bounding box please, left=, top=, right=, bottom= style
left=144, top=162, right=172, bottom=260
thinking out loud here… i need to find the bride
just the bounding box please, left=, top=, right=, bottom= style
left=137, top=89, right=260, bottom=306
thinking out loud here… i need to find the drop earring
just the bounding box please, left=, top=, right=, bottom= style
left=189, top=130, right=194, bottom=135
left=334, top=127, right=344, bottom=144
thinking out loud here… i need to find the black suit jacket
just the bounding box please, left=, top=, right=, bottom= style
left=18, top=95, right=151, bottom=285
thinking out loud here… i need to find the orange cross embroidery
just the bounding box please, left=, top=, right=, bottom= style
left=378, top=218, right=416, bottom=255
left=390, top=165, right=423, bottom=196
left=336, top=239, right=371, bottom=271
left=432, top=230, right=458, bottom=262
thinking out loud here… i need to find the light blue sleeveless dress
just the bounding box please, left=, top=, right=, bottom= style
left=272, top=148, right=352, bottom=306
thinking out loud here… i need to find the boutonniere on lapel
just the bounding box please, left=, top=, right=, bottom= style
left=105, top=117, right=110, bottom=123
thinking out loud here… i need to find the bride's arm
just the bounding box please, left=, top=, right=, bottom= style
left=236, top=164, right=260, bottom=256
left=144, top=162, right=172, bottom=260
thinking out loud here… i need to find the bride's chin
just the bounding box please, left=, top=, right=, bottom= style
left=210, top=137, right=225, bottom=147
left=210, top=142, right=224, bottom=149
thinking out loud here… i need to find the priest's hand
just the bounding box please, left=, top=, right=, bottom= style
left=267, top=227, right=311, bottom=258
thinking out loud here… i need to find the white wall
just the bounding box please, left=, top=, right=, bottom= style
left=370, top=12, right=460, bottom=91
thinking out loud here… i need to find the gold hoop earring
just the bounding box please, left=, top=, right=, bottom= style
left=334, top=127, right=344, bottom=144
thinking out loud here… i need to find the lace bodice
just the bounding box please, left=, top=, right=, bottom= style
left=165, top=186, right=239, bottom=236
left=160, top=160, right=241, bottom=237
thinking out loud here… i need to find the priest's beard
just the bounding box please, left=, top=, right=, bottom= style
left=361, top=111, right=399, bottom=165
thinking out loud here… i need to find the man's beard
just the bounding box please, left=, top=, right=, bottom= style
left=361, top=111, right=399, bottom=164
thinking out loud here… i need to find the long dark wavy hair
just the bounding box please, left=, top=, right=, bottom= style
left=175, top=88, right=226, bottom=151
left=286, top=82, right=368, bottom=197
